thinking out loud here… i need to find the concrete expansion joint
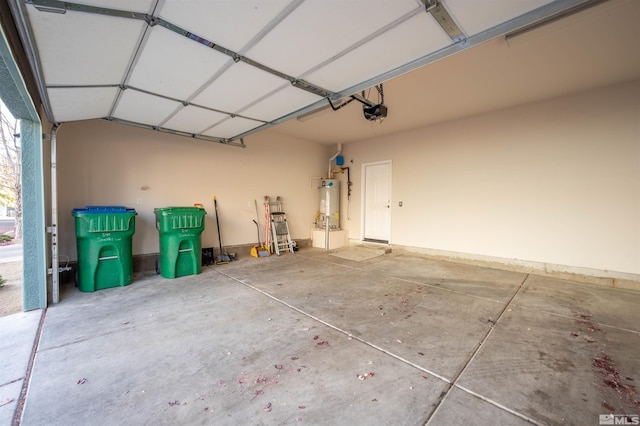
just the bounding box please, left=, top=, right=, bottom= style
left=213, top=268, right=451, bottom=384
left=515, top=307, right=640, bottom=337
left=12, top=251, right=639, bottom=424
left=425, top=274, right=533, bottom=425
left=0, top=377, right=25, bottom=387
left=384, top=271, right=508, bottom=305
left=36, top=329, right=128, bottom=353
left=13, top=309, right=47, bottom=426
left=297, top=252, right=372, bottom=272
left=449, top=384, right=541, bottom=426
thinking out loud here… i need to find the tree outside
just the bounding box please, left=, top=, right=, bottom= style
left=0, top=100, right=22, bottom=315
left=0, top=100, right=20, bottom=240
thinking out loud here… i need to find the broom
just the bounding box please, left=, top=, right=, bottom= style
left=251, top=200, right=270, bottom=257
left=213, top=196, right=231, bottom=264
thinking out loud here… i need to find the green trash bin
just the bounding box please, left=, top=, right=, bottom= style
left=72, top=206, right=137, bottom=292
left=154, top=207, right=206, bottom=279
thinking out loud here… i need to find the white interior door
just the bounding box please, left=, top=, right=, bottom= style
left=363, top=161, right=391, bottom=243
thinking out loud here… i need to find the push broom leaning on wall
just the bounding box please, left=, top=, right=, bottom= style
left=251, top=199, right=269, bottom=257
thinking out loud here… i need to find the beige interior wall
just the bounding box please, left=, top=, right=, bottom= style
left=340, top=79, right=640, bottom=276
left=53, top=80, right=640, bottom=275
left=56, top=120, right=331, bottom=260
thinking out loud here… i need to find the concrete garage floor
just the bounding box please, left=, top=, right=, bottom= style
left=2, top=247, right=639, bottom=425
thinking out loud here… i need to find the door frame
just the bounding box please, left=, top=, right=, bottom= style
left=360, top=160, right=392, bottom=244
left=0, top=27, right=47, bottom=310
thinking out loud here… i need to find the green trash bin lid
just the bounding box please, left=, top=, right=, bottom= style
left=73, top=206, right=136, bottom=215
left=154, top=206, right=206, bottom=232
left=153, top=206, right=205, bottom=213
left=72, top=206, right=137, bottom=234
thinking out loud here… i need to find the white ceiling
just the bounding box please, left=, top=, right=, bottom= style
left=273, top=0, right=640, bottom=144
left=10, top=0, right=632, bottom=146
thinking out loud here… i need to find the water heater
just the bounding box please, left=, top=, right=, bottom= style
left=319, top=179, right=340, bottom=229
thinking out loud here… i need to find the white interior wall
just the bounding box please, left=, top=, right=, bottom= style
left=340, top=79, right=640, bottom=276
left=54, top=79, right=640, bottom=277
left=56, top=120, right=331, bottom=260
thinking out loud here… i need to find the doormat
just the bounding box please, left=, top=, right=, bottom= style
left=329, top=247, right=386, bottom=262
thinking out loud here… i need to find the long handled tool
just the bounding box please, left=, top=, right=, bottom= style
left=251, top=200, right=270, bottom=257
left=213, top=196, right=231, bottom=264
left=264, top=196, right=271, bottom=253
